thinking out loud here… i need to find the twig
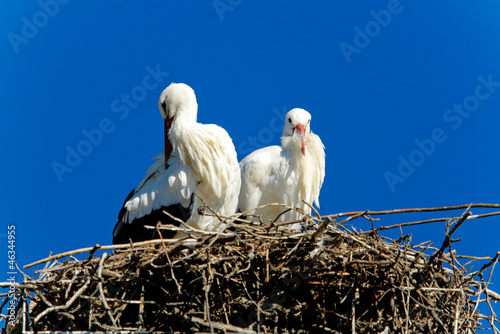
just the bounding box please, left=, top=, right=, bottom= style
left=323, top=203, right=500, bottom=219
left=97, top=253, right=118, bottom=328
left=312, top=217, right=336, bottom=240
left=24, top=239, right=195, bottom=269
left=426, top=211, right=472, bottom=269
left=33, top=277, right=90, bottom=323
left=486, top=288, right=500, bottom=302
left=303, top=199, right=321, bottom=222
left=186, top=314, right=258, bottom=333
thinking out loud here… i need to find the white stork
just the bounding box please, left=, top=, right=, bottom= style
left=238, top=108, right=325, bottom=229
left=113, top=83, right=241, bottom=244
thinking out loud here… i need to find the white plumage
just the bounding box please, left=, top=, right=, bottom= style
left=238, top=108, right=325, bottom=229
left=113, top=83, right=240, bottom=243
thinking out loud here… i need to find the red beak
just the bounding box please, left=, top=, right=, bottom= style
left=295, top=124, right=306, bottom=155
left=164, top=117, right=173, bottom=169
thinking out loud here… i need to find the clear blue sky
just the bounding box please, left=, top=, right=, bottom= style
left=2, top=1, right=500, bottom=328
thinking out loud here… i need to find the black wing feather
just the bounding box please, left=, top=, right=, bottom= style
left=112, top=191, right=192, bottom=244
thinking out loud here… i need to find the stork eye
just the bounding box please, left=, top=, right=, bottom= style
left=288, top=118, right=292, bottom=123
left=161, top=100, right=167, bottom=112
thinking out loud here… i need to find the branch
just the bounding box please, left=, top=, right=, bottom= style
left=323, top=203, right=500, bottom=219
left=426, top=210, right=472, bottom=269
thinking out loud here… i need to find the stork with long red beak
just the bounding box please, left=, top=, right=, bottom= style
left=238, top=108, right=325, bottom=229
left=113, top=83, right=241, bottom=244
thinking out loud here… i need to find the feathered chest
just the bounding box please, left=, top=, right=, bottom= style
left=272, top=136, right=325, bottom=207
left=170, top=122, right=235, bottom=199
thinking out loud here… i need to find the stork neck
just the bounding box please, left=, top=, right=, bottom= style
left=281, top=135, right=306, bottom=159
left=174, top=104, right=198, bottom=123
left=169, top=107, right=197, bottom=144
left=164, top=118, right=173, bottom=169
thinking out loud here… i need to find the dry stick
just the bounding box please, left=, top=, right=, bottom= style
left=467, top=252, right=500, bottom=282
left=194, top=193, right=229, bottom=235
left=161, top=209, right=207, bottom=235
left=372, top=210, right=500, bottom=234
left=156, top=222, right=182, bottom=294
left=265, top=247, right=270, bottom=283
left=201, top=268, right=211, bottom=330
left=154, top=217, right=232, bottom=240
left=479, top=275, right=500, bottom=332
left=397, top=286, right=464, bottom=292
left=426, top=211, right=472, bottom=269
left=79, top=295, right=156, bottom=305
left=195, top=193, right=220, bottom=219
left=363, top=214, right=379, bottom=231
left=404, top=276, right=411, bottom=333
left=97, top=253, right=118, bottom=329
left=283, top=235, right=305, bottom=259
left=186, top=314, right=257, bottom=334
left=138, top=285, right=145, bottom=330
left=268, top=203, right=310, bottom=227
left=471, top=283, right=484, bottom=323
left=65, top=271, right=79, bottom=299
left=35, top=290, right=53, bottom=308
left=165, top=251, right=181, bottom=294
left=24, top=240, right=175, bottom=269
left=454, top=289, right=464, bottom=334
left=237, top=202, right=294, bottom=220
left=468, top=254, right=500, bottom=330
left=272, top=208, right=295, bottom=224
left=482, top=280, right=500, bottom=331
left=303, top=200, right=321, bottom=222
left=351, top=286, right=358, bottom=334
left=371, top=217, right=449, bottom=233
left=448, top=238, right=465, bottom=278
left=33, top=276, right=90, bottom=323
left=415, top=289, right=451, bottom=334
left=486, top=288, right=500, bottom=302
left=485, top=252, right=499, bottom=292
left=312, top=217, right=336, bottom=241
left=323, top=203, right=500, bottom=219
left=339, top=211, right=368, bottom=226
left=22, top=288, right=28, bottom=333
left=483, top=255, right=500, bottom=326
left=432, top=309, right=450, bottom=334
left=315, top=212, right=368, bottom=239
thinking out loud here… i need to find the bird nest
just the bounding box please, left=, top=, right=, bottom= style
left=3, top=203, right=500, bottom=333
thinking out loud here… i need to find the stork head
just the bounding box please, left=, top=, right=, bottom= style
left=158, top=83, right=198, bottom=122
left=282, top=108, right=311, bottom=156
left=158, top=83, right=198, bottom=168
